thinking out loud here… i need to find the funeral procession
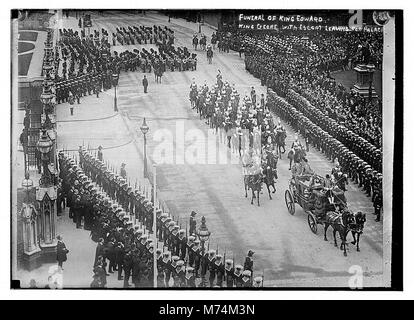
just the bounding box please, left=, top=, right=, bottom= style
left=11, top=9, right=393, bottom=289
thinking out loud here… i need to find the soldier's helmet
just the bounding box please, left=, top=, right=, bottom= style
left=235, top=264, right=243, bottom=271
left=146, top=239, right=153, bottom=249
left=253, top=276, right=263, bottom=286
left=188, top=235, right=195, bottom=242
left=242, top=270, right=252, bottom=277
left=186, top=267, right=194, bottom=274
left=176, top=260, right=184, bottom=268
left=163, top=252, right=171, bottom=259
left=167, top=221, right=176, bottom=230
left=225, top=259, right=233, bottom=267
left=139, top=234, right=148, bottom=243
left=208, top=249, right=216, bottom=257
left=215, top=254, right=223, bottom=262
left=164, top=217, right=172, bottom=226
left=134, top=229, right=144, bottom=237
left=160, top=213, right=168, bottom=222
left=172, top=255, right=179, bottom=262
left=179, top=229, right=185, bottom=236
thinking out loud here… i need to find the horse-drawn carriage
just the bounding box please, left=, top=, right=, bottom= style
left=284, top=173, right=347, bottom=234
left=284, top=172, right=366, bottom=256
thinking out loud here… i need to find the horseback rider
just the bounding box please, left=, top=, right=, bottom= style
left=291, top=135, right=303, bottom=152
left=275, top=121, right=284, bottom=133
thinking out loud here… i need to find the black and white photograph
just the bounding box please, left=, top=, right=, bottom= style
left=8, top=5, right=402, bottom=292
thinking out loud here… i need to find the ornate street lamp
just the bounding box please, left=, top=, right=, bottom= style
left=40, top=86, right=54, bottom=105
left=112, top=73, right=119, bottom=112
left=37, top=129, right=53, bottom=185
left=140, top=118, right=149, bottom=178
left=197, top=216, right=211, bottom=287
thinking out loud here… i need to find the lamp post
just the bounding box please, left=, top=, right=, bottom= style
left=197, top=216, right=210, bottom=287
left=112, top=73, right=119, bottom=112
left=153, top=164, right=157, bottom=288
left=40, top=86, right=54, bottom=117
left=140, top=118, right=149, bottom=178
left=37, top=129, right=53, bottom=185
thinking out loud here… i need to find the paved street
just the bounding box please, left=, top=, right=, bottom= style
left=55, top=11, right=383, bottom=287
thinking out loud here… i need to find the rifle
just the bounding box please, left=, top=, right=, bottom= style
left=223, top=248, right=227, bottom=284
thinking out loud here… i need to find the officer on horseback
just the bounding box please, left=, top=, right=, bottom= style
left=291, top=135, right=303, bottom=151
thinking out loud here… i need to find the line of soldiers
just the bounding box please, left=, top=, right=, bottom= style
left=244, top=43, right=382, bottom=174
left=55, top=72, right=110, bottom=105
left=60, top=147, right=264, bottom=287
left=114, top=46, right=197, bottom=73
left=55, top=28, right=116, bottom=105
left=285, top=89, right=381, bottom=174
left=113, top=25, right=174, bottom=47
left=268, top=90, right=383, bottom=215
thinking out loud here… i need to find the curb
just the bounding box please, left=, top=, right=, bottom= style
left=56, top=112, right=119, bottom=123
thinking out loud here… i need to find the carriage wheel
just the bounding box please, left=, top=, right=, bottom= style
left=285, top=190, right=295, bottom=215
left=307, top=213, right=318, bottom=234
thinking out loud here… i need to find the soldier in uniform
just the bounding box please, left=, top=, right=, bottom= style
left=225, top=259, right=234, bottom=287
left=207, top=249, right=217, bottom=287
left=170, top=256, right=179, bottom=286
left=178, top=229, right=187, bottom=260
left=373, top=190, right=382, bottom=222
left=155, top=248, right=164, bottom=287
left=189, top=211, right=197, bottom=235
left=253, top=276, right=263, bottom=288
left=233, top=265, right=244, bottom=287
left=214, top=254, right=225, bottom=287
left=115, top=241, right=125, bottom=280
left=242, top=270, right=252, bottom=287
left=192, top=240, right=201, bottom=277
left=162, top=252, right=172, bottom=287
left=175, top=260, right=186, bottom=287
left=185, top=267, right=196, bottom=287
left=187, top=236, right=196, bottom=266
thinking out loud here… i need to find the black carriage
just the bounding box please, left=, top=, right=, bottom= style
left=284, top=174, right=347, bottom=234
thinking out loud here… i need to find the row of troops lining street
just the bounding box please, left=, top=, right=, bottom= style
left=189, top=71, right=382, bottom=221
left=267, top=90, right=383, bottom=222
left=57, top=148, right=263, bottom=288
left=243, top=37, right=383, bottom=173
left=54, top=25, right=195, bottom=105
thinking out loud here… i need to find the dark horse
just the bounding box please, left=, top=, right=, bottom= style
left=323, top=210, right=355, bottom=256
left=244, top=174, right=263, bottom=206
left=288, top=147, right=306, bottom=170
left=275, top=130, right=287, bottom=158
left=350, top=211, right=366, bottom=252
left=262, top=166, right=277, bottom=200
